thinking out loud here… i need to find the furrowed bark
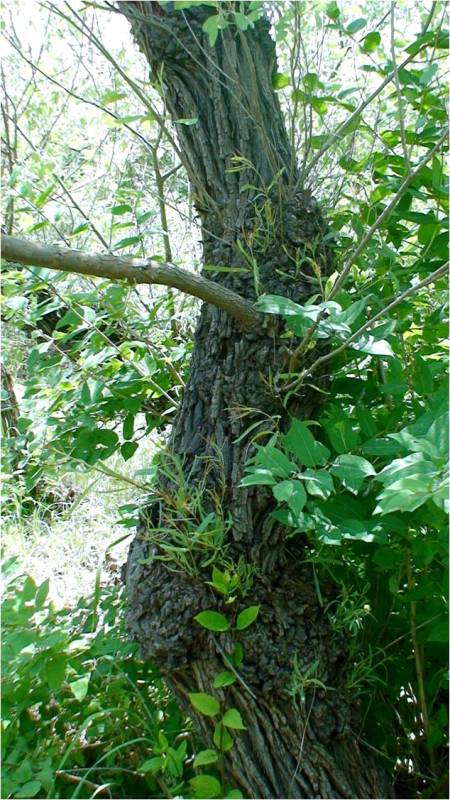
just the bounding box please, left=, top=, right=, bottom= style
left=116, top=4, right=393, bottom=797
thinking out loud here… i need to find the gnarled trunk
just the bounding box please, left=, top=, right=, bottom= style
left=118, top=4, right=393, bottom=797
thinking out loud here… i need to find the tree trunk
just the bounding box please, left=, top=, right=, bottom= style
left=118, top=4, right=393, bottom=797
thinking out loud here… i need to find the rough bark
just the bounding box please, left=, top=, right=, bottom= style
left=118, top=4, right=393, bottom=797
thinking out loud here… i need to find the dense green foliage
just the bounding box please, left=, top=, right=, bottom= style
left=1, top=1, right=448, bottom=798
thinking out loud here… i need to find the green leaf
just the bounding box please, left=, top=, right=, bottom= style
left=35, top=578, right=50, bottom=609
left=175, top=117, right=199, bottom=126
left=330, top=455, right=376, bottom=493
left=323, top=417, right=360, bottom=454
left=240, top=469, right=277, bottom=486
left=203, top=14, right=220, bottom=47
left=303, top=469, right=334, bottom=499
left=193, top=749, right=219, bottom=767
left=189, top=692, right=220, bottom=716
left=101, top=89, right=127, bottom=105
left=236, top=605, right=260, bottom=630
left=284, top=420, right=330, bottom=467
left=273, top=479, right=307, bottom=515
left=325, top=1, right=340, bottom=21
left=273, top=72, right=290, bottom=90
left=213, top=670, right=236, bottom=688
left=140, top=756, right=164, bottom=773
left=346, top=18, right=366, bottom=34
left=427, top=622, right=448, bottom=643
left=112, top=235, right=142, bottom=251
left=46, top=656, right=66, bottom=691
left=123, top=413, right=135, bottom=440
left=15, top=781, right=41, bottom=798
left=69, top=674, right=90, bottom=701
left=350, top=335, right=394, bottom=357
left=194, top=610, right=230, bottom=632
left=256, top=294, right=304, bottom=316
left=362, top=31, right=380, bottom=52
left=254, top=445, right=298, bottom=478
left=213, top=721, right=234, bottom=751
left=121, top=441, right=138, bottom=461
left=189, top=774, right=222, bottom=799
left=374, top=477, right=432, bottom=515
left=222, top=707, right=246, bottom=729
left=110, top=203, right=132, bottom=215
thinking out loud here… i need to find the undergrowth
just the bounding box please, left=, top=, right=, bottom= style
left=1, top=557, right=196, bottom=799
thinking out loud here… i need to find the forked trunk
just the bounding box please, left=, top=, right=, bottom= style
left=118, top=4, right=392, bottom=797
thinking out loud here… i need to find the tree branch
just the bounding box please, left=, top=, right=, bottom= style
left=1, top=235, right=259, bottom=329
left=291, top=263, right=448, bottom=389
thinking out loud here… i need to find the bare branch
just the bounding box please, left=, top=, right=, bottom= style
left=1, top=235, right=259, bottom=329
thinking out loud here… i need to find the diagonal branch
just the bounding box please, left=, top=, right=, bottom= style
left=1, top=235, right=259, bottom=329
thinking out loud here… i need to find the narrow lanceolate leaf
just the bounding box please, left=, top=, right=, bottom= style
left=194, top=610, right=230, bottom=632
left=236, top=605, right=260, bottom=630
left=188, top=692, right=220, bottom=717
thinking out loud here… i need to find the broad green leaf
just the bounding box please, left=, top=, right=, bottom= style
left=121, top=441, right=138, bottom=461
left=222, top=707, right=246, bottom=729
left=203, top=14, right=220, bottom=46
left=15, top=781, right=41, bottom=798
left=194, top=610, right=230, bottom=632
left=213, top=721, right=234, bottom=751
left=273, top=480, right=307, bottom=515
left=284, top=420, right=330, bottom=466
left=325, top=1, right=340, bottom=21
left=193, top=749, right=219, bottom=767
left=254, top=445, right=297, bottom=478
left=323, top=417, right=360, bottom=454
left=376, top=453, right=436, bottom=485
left=303, top=469, right=334, bottom=499
left=213, top=670, right=236, bottom=688
left=350, top=335, right=394, bottom=357
left=362, top=31, right=381, bottom=52
left=330, top=454, right=376, bottom=493
left=46, top=656, right=66, bottom=691
left=69, top=674, right=90, bottom=701
left=256, top=294, right=304, bottom=316
left=273, top=72, right=290, bottom=89
left=140, top=756, right=164, bottom=773
left=240, top=469, right=276, bottom=486
left=374, top=477, right=432, bottom=515
left=346, top=18, right=367, bottom=34
left=236, top=605, right=260, bottom=630
left=427, top=622, right=449, bottom=643
left=189, top=775, right=222, bottom=799
left=110, top=203, right=132, bottom=215
left=188, top=692, right=220, bottom=716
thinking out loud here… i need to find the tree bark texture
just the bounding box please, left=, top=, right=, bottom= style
left=118, top=4, right=393, bottom=797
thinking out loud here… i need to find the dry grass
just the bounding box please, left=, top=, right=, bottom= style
left=1, top=436, right=159, bottom=607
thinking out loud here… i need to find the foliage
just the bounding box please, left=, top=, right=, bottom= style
left=1, top=0, right=448, bottom=798
left=1, top=557, right=202, bottom=799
